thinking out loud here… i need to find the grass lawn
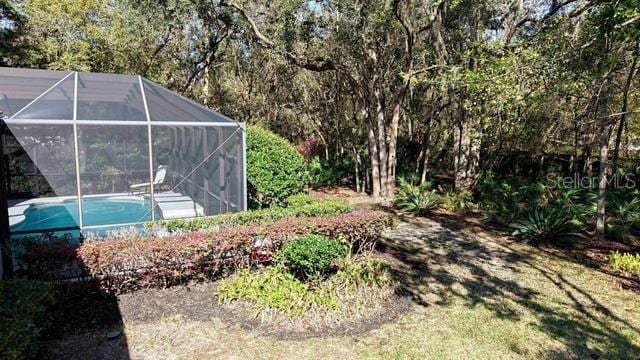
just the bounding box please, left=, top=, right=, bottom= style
left=44, top=206, right=640, bottom=359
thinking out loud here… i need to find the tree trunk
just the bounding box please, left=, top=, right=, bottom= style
left=386, top=91, right=405, bottom=196
left=595, top=73, right=613, bottom=240
left=453, top=100, right=480, bottom=191
left=374, top=86, right=388, bottom=198
left=366, top=118, right=381, bottom=198
left=353, top=145, right=361, bottom=193
left=420, top=120, right=432, bottom=184
left=596, top=123, right=610, bottom=240
left=612, top=50, right=638, bottom=174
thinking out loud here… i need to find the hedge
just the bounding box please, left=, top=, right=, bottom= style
left=0, top=280, right=54, bottom=360
left=246, top=125, right=309, bottom=207
left=150, top=196, right=352, bottom=233
left=78, top=211, right=391, bottom=293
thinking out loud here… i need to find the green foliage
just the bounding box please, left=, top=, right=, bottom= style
left=607, top=190, right=640, bottom=224
left=278, top=235, right=347, bottom=279
left=0, top=280, right=54, bottom=360
left=152, top=196, right=352, bottom=233
left=550, top=187, right=595, bottom=225
left=308, top=156, right=355, bottom=188
left=394, top=179, right=441, bottom=215
left=216, top=266, right=339, bottom=317
left=511, top=207, right=581, bottom=246
left=605, top=222, right=632, bottom=243
left=247, top=125, right=309, bottom=207
left=285, top=193, right=315, bottom=207
left=81, top=210, right=390, bottom=293
left=334, top=257, right=393, bottom=287
left=441, top=189, right=475, bottom=212
left=216, top=257, right=394, bottom=318
left=609, top=251, right=640, bottom=278
left=477, top=175, right=530, bottom=224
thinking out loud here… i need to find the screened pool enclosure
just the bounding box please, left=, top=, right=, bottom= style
left=0, top=67, right=246, bottom=237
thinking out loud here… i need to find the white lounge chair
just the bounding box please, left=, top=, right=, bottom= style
left=130, top=165, right=168, bottom=194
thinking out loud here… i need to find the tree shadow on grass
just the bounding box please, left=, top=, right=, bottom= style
left=379, top=212, right=640, bottom=359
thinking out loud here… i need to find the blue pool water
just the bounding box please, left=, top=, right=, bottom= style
left=10, top=197, right=153, bottom=234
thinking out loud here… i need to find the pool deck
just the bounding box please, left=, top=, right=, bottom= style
left=8, top=192, right=205, bottom=228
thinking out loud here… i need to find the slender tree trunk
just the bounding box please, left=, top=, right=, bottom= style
left=374, top=86, right=388, bottom=198
left=582, top=129, right=598, bottom=177
left=453, top=99, right=480, bottom=190
left=386, top=89, right=406, bottom=196
left=353, top=145, right=361, bottom=193
left=416, top=148, right=424, bottom=174
left=612, top=50, right=638, bottom=173
left=570, top=118, right=579, bottom=175
left=420, top=119, right=432, bottom=184
left=366, top=117, right=381, bottom=198
left=595, top=73, right=613, bottom=240
left=596, top=123, right=610, bottom=240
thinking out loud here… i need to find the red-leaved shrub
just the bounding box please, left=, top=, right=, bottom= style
left=77, top=211, right=391, bottom=293
left=20, top=243, right=82, bottom=280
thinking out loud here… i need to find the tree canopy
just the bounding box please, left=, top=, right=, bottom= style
left=1, top=0, right=639, bottom=238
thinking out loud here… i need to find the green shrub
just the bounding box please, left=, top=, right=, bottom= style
left=247, top=125, right=309, bottom=207
left=607, top=191, right=640, bottom=220
left=441, top=190, right=475, bottom=212
left=609, top=251, right=640, bottom=278
left=285, top=193, right=315, bottom=207
left=80, top=210, right=390, bottom=293
left=628, top=211, right=640, bottom=229
left=152, top=197, right=352, bottom=233
left=0, top=280, right=54, bottom=359
left=308, top=156, right=355, bottom=188
left=394, top=179, right=441, bottom=215
left=217, top=266, right=339, bottom=316
left=550, top=187, right=594, bottom=226
left=278, top=235, right=347, bottom=279
left=478, top=176, right=529, bottom=224
left=605, top=222, right=632, bottom=243
left=511, top=207, right=581, bottom=246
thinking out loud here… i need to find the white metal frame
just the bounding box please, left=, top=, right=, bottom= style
left=72, top=72, right=84, bottom=229
left=4, top=71, right=248, bottom=233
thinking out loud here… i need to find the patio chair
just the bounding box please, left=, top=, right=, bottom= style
left=130, top=165, right=168, bottom=194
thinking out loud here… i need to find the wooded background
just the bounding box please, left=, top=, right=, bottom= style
left=1, top=0, right=639, bottom=237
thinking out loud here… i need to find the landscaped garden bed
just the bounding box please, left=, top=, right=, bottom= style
left=80, top=209, right=392, bottom=293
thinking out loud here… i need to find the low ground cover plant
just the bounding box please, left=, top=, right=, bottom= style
left=609, top=251, right=640, bottom=279
left=79, top=210, right=391, bottom=293
left=394, top=179, right=441, bottom=215
left=216, top=256, right=394, bottom=319
left=441, top=189, right=475, bottom=212
left=510, top=206, right=581, bottom=246
left=0, top=280, right=54, bottom=360
left=217, top=266, right=339, bottom=317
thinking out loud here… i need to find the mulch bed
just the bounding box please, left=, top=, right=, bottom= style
left=114, top=279, right=413, bottom=340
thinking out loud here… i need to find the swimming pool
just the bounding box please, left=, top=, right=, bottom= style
left=10, top=197, right=153, bottom=234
